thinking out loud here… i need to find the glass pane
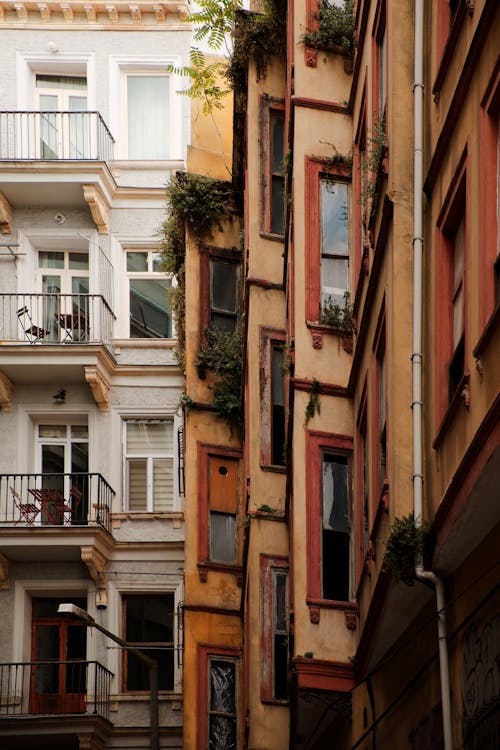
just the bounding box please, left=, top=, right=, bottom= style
left=127, top=252, right=148, bottom=272
left=453, top=284, right=464, bottom=349
left=320, top=179, right=349, bottom=256
left=35, top=625, right=59, bottom=660
left=274, top=573, right=287, bottom=631
left=210, top=660, right=236, bottom=712
left=39, top=252, right=64, bottom=269
left=71, top=441, right=88, bottom=473
left=453, top=220, right=465, bottom=288
left=271, top=111, right=285, bottom=173
left=67, top=625, right=86, bottom=660
left=71, top=425, right=88, bottom=439
left=153, top=458, right=173, bottom=512
left=39, top=97, right=59, bottom=159
left=210, top=312, right=237, bottom=331
left=69, top=252, right=89, bottom=270
left=129, top=278, right=171, bottom=338
left=127, top=76, right=169, bottom=159
left=152, top=252, right=163, bottom=272
left=211, top=260, right=237, bottom=314
left=126, top=421, right=172, bottom=454
left=322, top=455, right=349, bottom=532
left=272, top=347, right=284, bottom=405
left=321, top=257, right=349, bottom=304
left=128, top=458, right=147, bottom=511
left=36, top=75, right=87, bottom=90
left=209, top=716, right=237, bottom=750
left=39, top=425, right=66, bottom=439
left=42, top=444, right=65, bottom=473
left=127, top=648, right=174, bottom=691
left=125, top=595, right=173, bottom=642
left=271, top=175, right=285, bottom=234
left=210, top=512, right=236, bottom=563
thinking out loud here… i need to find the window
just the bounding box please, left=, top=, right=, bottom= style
left=305, top=158, right=351, bottom=323
left=210, top=257, right=240, bottom=331
left=356, top=400, right=369, bottom=575
left=354, top=110, right=368, bottom=279
left=37, top=250, right=89, bottom=342
left=305, top=432, right=353, bottom=614
left=126, top=250, right=172, bottom=338
left=35, top=75, right=88, bottom=159
left=271, top=345, right=286, bottom=465
left=126, top=73, right=169, bottom=159
left=124, top=420, right=174, bottom=512
left=376, top=332, right=387, bottom=494
left=260, top=97, right=285, bottom=237
left=259, top=328, right=286, bottom=468
left=123, top=594, right=174, bottom=691
left=208, top=658, right=237, bottom=750
left=374, top=2, right=387, bottom=115
left=322, top=454, right=351, bottom=602
left=260, top=555, right=289, bottom=702
left=436, top=153, right=467, bottom=421
left=208, top=455, right=238, bottom=564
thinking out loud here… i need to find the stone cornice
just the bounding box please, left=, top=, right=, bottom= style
left=0, top=0, right=189, bottom=28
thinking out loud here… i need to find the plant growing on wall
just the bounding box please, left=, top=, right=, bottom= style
left=383, top=513, right=435, bottom=586
left=195, top=325, right=243, bottom=428
left=359, top=113, right=387, bottom=231
left=320, top=291, right=353, bottom=333
left=161, top=172, right=231, bottom=366
left=305, top=378, right=321, bottom=424
left=302, top=0, right=355, bottom=57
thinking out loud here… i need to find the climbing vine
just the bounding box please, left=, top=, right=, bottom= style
left=302, top=0, right=355, bottom=57
left=196, top=325, right=243, bottom=428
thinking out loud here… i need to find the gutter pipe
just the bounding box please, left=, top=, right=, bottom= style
left=412, top=2, right=453, bottom=749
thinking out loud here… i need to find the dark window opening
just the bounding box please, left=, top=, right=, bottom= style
left=322, top=454, right=350, bottom=602
left=209, top=659, right=237, bottom=750
left=271, top=345, right=286, bottom=465
left=123, top=594, right=174, bottom=691
left=270, top=109, right=285, bottom=235
left=273, top=571, right=288, bottom=699
left=449, top=334, right=465, bottom=401
left=210, top=259, right=239, bottom=331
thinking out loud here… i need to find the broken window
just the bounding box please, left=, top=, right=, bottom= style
left=322, top=454, right=351, bottom=601
left=208, top=659, right=237, bottom=750
left=209, top=456, right=238, bottom=564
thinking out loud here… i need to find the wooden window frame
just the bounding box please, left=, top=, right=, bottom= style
left=199, top=245, right=241, bottom=335
left=372, top=0, right=387, bottom=121
left=353, top=88, right=368, bottom=285
left=260, top=96, right=286, bottom=239
left=121, top=593, right=175, bottom=693
left=260, top=555, right=289, bottom=703
left=197, top=443, right=242, bottom=579
left=435, top=149, right=469, bottom=430
left=305, top=431, right=354, bottom=620
left=355, top=382, right=369, bottom=585
left=197, top=645, right=240, bottom=750
left=372, top=304, right=387, bottom=505
left=259, top=327, right=287, bottom=471
left=305, top=157, right=352, bottom=324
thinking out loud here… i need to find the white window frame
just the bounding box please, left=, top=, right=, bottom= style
left=319, top=177, right=350, bottom=306
left=109, top=56, right=183, bottom=162
left=16, top=51, right=96, bottom=110
left=123, top=418, right=176, bottom=513
left=125, top=248, right=173, bottom=340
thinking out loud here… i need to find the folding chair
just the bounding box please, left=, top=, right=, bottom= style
left=16, top=306, right=49, bottom=343
left=10, top=486, right=39, bottom=525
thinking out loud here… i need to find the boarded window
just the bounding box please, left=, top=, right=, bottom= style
left=209, top=456, right=238, bottom=563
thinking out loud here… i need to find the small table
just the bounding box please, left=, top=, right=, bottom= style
left=56, top=313, right=89, bottom=342
left=28, top=488, right=72, bottom=525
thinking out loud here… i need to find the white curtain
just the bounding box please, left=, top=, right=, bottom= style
left=127, top=76, right=169, bottom=159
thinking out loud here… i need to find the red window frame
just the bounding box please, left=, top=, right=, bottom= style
left=355, top=382, right=369, bottom=584
left=260, top=555, right=289, bottom=703
left=197, top=645, right=240, bottom=750
left=372, top=0, right=387, bottom=120
left=435, top=149, right=469, bottom=426
left=353, top=88, right=368, bottom=284
left=305, top=157, right=352, bottom=323
left=198, top=245, right=241, bottom=335
left=260, top=96, right=286, bottom=238
left=305, top=430, right=354, bottom=618
left=372, top=304, right=387, bottom=504
left=478, top=62, right=500, bottom=333
left=259, top=327, right=287, bottom=469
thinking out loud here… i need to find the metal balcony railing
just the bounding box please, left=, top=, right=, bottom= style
left=0, top=293, right=114, bottom=349
left=0, top=111, right=114, bottom=162
left=0, top=660, right=113, bottom=720
left=0, top=473, right=114, bottom=534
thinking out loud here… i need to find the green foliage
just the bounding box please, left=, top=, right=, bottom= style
left=359, top=113, right=387, bottom=227
left=383, top=513, right=435, bottom=586
left=196, top=325, right=243, bottom=428
left=257, top=504, right=276, bottom=514
left=303, top=0, right=355, bottom=56
left=188, top=0, right=240, bottom=49
left=305, top=378, right=321, bottom=424
left=319, top=291, right=353, bottom=333
left=168, top=48, right=229, bottom=114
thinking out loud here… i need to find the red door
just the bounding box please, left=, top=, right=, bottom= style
left=30, top=597, right=87, bottom=714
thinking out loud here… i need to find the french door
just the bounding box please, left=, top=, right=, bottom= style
left=38, top=250, right=90, bottom=342
left=35, top=74, right=88, bottom=159
left=30, top=597, right=87, bottom=714
left=38, top=423, right=89, bottom=525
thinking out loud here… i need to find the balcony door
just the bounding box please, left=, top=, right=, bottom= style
left=30, top=597, right=87, bottom=715
left=38, top=250, right=90, bottom=342
left=38, top=423, right=89, bottom=525
left=35, top=74, right=88, bottom=159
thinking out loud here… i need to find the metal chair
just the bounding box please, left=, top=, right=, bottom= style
left=16, top=306, right=49, bottom=343
left=10, top=486, right=39, bottom=525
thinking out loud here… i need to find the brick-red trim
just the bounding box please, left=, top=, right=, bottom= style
left=196, top=644, right=241, bottom=750
left=260, top=554, right=289, bottom=703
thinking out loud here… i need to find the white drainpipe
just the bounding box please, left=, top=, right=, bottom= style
left=412, top=2, right=453, bottom=748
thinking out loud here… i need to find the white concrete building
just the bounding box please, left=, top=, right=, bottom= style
left=0, top=3, right=190, bottom=748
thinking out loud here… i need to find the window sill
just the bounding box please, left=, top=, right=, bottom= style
left=473, top=302, right=500, bottom=359
left=113, top=512, right=184, bottom=520
left=198, top=561, right=243, bottom=585
left=306, top=320, right=354, bottom=352
left=307, top=597, right=358, bottom=628
left=432, top=373, right=470, bottom=449
left=259, top=230, right=285, bottom=243
left=433, top=0, right=471, bottom=96
left=112, top=691, right=182, bottom=702
left=261, top=697, right=289, bottom=706
left=259, top=463, right=287, bottom=474
left=112, top=159, right=185, bottom=171
left=114, top=338, right=177, bottom=349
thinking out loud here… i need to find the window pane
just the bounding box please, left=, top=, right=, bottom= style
left=210, top=660, right=236, bottom=713
left=126, top=421, right=172, bottom=454
left=127, top=75, right=169, bottom=159
left=39, top=424, right=66, bottom=438
left=127, top=252, right=148, bottom=272
left=39, top=251, right=64, bottom=269
left=211, top=261, right=237, bottom=314
left=322, top=455, right=349, bottom=533
left=271, top=175, right=285, bottom=235
left=128, top=458, right=147, bottom=511
left=153, top=457, right=173, bottom=512
left=320, top=180, right=349, bottom=256
left=321, top=257, right=349, bottom=304
left=69, top=252, right=89, bottom=270
left=125, top=595, right=173, bottom=642
left=127, top=648, right=174, bottom=691
left=36, top=74, right=87, bottom=90
left=210, top=512, right=236, bottom=563
left=271, top=111, right=284, bottom=173
left=209, top=716, right=237, bottom=750
left=152, top=252, right=163, bottom=272
left=129, top=278, right=171, bottom=338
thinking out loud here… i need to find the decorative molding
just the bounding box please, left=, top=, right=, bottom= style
left=305, top=47, right=318, bottom=67
left=84, top=366, right=110, bottom=411
left=14, top=3, right=28, bottom=21
left=129, top=4, right=141, bottom=22
left=83, top=4, right=96, bottom=21
left=60, top=3, right=73, bottom=21
left=105, top=4, right=118, bottom=22
left=0, top=192, right=12, bottom=234
left=82, top=184, right=110, bottom=234
left=153, top=4, right=165, bottom=21
left=345, top=610, right=357, bottom=630
left=311, top=330, right=323, bottom=349
left=0, top=371, right=13, bottom=411
left=293, top=656, right=355, bottom=693
left=37, top=3, right=51, bottom=20
left=309, top=604, right=320, bottom=624
left=0, top=552, right=10, bottom=590
left=81, top=546, right=108, bottom=590
left=292, top=96, right=350, bottom=114
left=293, top=378, right=349, bottom=399
left=177, top=3, right=188, bottom=21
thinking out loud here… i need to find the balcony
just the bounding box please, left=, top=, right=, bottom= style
left=0, top=293, right=114, bottom=350
left=0, top=660, right=113, bottom=750
left=0, top=111, right=114, bottom=163
left=0, top=473, right=113, bottom=534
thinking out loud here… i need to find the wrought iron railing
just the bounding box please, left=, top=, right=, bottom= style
left=0, top=473, right=114, bottom=534
left=0, top=293, right=114, bottom=349
left=0, top=660, right=113, bottom=720
left=0, top=111, right=114, bottom=162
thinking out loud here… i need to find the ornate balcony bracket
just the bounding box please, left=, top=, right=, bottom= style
left=85, top=366, right=110, bottom=411
left=0, top=370, right=13, bottom=411
left=81, top=546, right=108, bottom=591
left=0, top=191, right=12, bottom=234
left=82, top=184, right=110, bottom=235
left=0, top=552, right=10, bottom=589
